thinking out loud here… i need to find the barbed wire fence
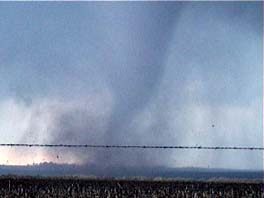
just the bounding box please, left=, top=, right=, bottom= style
left=0, top=143, right=263, bottom=150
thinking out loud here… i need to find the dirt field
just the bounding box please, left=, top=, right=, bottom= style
left=0, top=176, right=262, bottom=198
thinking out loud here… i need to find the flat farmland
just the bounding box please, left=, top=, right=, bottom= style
left=0, top=176, right=262, bottom=198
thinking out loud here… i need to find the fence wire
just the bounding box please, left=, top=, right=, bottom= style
left=0, top=144, right=263, bottom=150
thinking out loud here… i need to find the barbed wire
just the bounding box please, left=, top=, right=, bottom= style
left=0, top=144, right=263, bottom=150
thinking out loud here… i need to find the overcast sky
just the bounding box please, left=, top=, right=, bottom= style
left=0, top=2, right=262, bottom=170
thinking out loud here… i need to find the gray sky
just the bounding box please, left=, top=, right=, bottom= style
left=0, top=2, right=262, bottom=170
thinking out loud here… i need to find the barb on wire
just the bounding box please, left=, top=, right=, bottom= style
left=0, top=144, right=263, bottom=150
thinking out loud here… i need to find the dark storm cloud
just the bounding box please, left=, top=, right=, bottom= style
left=0, top=2, right=262, bottom=169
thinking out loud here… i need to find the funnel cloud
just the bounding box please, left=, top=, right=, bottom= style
left=0, top=2, right=262, bottom=170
